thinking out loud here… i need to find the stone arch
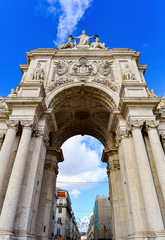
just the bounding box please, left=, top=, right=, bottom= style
left=47, top=84, right=118, bottom=149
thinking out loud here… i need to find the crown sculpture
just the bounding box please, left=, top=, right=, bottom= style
left=57, top=30, right=108, bottom=50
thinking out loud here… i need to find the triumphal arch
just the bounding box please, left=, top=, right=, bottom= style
left=0, top=30, right=165, bottom=240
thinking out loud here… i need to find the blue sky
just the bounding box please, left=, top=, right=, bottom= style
left=1, top=0, right=165, bottom=230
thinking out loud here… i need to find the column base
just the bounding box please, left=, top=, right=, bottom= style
left=0, top=231, right=36, bottom=240
left=127, top=230, right=165, bottom=240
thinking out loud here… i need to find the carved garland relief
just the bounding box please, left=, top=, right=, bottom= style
left=46, top=57, right=119, bottom=93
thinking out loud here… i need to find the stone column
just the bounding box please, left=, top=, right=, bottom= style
left=117, top=129, right=147, bottom=238
left=16, top=128, right=49, bottom=239
left=36, top=150, right=59, bottom=240
left=128, top=119, right=164, bottom=231
left=146, top=120, right=165, bottom=205
left=0, top=120, right=18, bottom=198
left=106, top=148, right=127, bottom=240
left=0, top=120, right=34, bottom=238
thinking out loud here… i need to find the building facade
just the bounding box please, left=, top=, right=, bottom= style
left=93, top=196, right=112, bottom=240
left=0, top=31, right=165, bottom=240
left=53, top=189, right=80, bottom=240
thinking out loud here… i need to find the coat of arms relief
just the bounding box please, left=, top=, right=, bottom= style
left=46, top=57, right=119, bottom=93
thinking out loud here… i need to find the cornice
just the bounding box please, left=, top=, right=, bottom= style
left=119, top=97, right=161, bottom=115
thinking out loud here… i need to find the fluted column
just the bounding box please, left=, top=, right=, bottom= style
left=106, top=148, right=127, bottom=240
left=0, top=120, right=18, bottom=197
left=128, top=119, right=164, bottom=231
left=36, top=151, right=59, bottom=240
left=146, top=120, right=165, bottom=205
left=117, top=128, right=147, bottom=238
left=16, top=128, right=49, bottom=237
left=0, top=120, right=34, bottom=236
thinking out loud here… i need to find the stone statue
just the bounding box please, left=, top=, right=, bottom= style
left=123, top=64, right=135, bottom=80
left=91, top=36, right=108, bottom=49
left=57, top=36, right=76, bottom=49
left=71, top=30, right=95, bottom=45
left=149, top=89, right=157, bottom=97
left=8, top=89, right=17, bottom=97
left=33, top=62, right=44, bottom=80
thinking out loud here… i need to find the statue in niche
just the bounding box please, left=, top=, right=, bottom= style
left=71, top=30, right=96, bottom=45
left=91, top=36, right=108, bottom=49
left=33, top=62, right=44, bottom=81
left=57, top=36, right=76, bottom=49
left=123, top=64, right=135, bottom=80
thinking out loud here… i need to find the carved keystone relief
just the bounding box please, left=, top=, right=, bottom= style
left=46, top=57, right=120, bottom=93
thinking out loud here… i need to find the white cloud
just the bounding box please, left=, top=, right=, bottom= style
left=57, top=135, right=107, bottom=192
left=70, top=189, right=81, bottom=198
left=44, top=0, right=93, bottom=45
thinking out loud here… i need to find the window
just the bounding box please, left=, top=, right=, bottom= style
left=59, top=199, right=63, bottom=205
left=58, top=208, right=62, bottom=213
left=57, top=218, right=62, bottom=225
left=57, top=229, right=61, bottom=236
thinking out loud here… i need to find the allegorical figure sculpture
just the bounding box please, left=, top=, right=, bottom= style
left=57, top=36, right=76, bottom=50
left=8, top=89, right=17, bottom=97
left=123, top=64, right=135, bottom=80
left=91, top=36, right=108, bottom=49
left=33, top=62, right=44, bottom=80
left=71, top=30, right=95, bottom=45
left=56, top=30, right=108, bottom=50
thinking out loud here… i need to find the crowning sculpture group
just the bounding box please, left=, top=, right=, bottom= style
left=57, top=30, right=108, bottom=49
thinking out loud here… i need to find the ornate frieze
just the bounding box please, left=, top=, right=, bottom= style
left=6, top=120, right=19, bottom=130
left=46, top=57, right=119, bottom=93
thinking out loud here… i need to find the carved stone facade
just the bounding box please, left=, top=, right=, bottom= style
left=0, top=32, right=165, bottom=240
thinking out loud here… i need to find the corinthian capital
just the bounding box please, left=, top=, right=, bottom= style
left=115, top=128, right=130, bottom=146
left=6, top=120, right=19, bottom=130
left=146, top=120, right=159, bottom=131
left=35, top=129, right=49, bottom=147
left=21, top=120, right=35, bottom=130
left=127, top=119, right=144, bottom=131
left=44, top=159, right=58, bottom=174
left=107, top=160, right=120, bottom=175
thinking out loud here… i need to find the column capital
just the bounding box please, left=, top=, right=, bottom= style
left=146, top=120, right=159, bottom=131
left=20, top=120, right=35, bottom=130
left=107, top=160, right=120, bottom=175
left=34, top=129, right=49, bottom=147
left=6, top=120, right=19, bottom=130
left=115, top=127, right=130, bottom=146
left=44, top=158, right=58, bottom=174
left=127, top=119, right=144, bottom=131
